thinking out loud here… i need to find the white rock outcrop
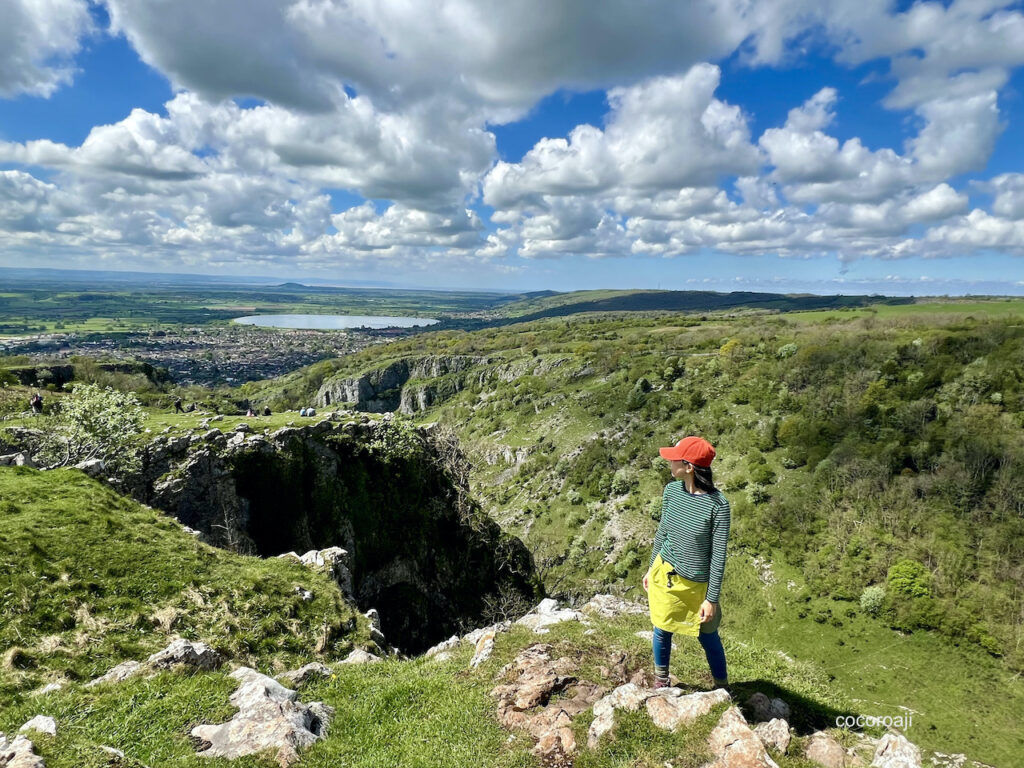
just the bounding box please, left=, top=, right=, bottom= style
left=191, top=667, right=332, bottom=766
left=0, top=733, right=45, bottom=768
left=516, top=598, right=585, bottom=634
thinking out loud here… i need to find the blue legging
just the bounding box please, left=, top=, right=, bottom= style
left=652, top=625, right=727, bottom=681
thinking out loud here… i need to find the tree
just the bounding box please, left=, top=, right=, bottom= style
left=39, top=383, right=145, bottom=473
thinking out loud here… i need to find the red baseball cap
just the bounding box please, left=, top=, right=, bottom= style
left=659, top=436, right=716, bottom=467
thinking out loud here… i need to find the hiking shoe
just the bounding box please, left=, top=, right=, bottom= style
left=653, top=678, right=671, bottom=690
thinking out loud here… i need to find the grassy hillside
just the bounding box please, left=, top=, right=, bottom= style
left=229, top=300, right=1024, bottom=764
left=0, top=467, right=366, bottom=700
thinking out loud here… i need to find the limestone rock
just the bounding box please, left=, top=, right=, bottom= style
left=147, top=638, right=223, bottom=671
left=298, top=547, right=354, bottom=599
left=34, top=683, right=63, bottom=696
left=645, top=688, right=731, bottom=732
left=0, top=453, right=37, bottom=468
left=86, top=660, right=143, bottom=688
left=753, top=718, right=791, bottom=755
left=73, top=458, right=105, bottom=476
left=705, top=706, right=781, bottom=768
left=191, top=666, right=332, bottom=767
left=516, top=598, right=586, bottom=634
left=470, top=630, right=497, bottom=669
left=0, top=733, right=45, bottom=768
left=341, top=649, right=381, bottom=665
left=747, top=692, right=791, bottom=722
left=424, top=635, right=460, bottom=658
left=279, top=663, right=332, bottom=687
left=18, top=718, right=55, bottom=738
left=234, top=423, right=251, bottom=433
left=581, top=594, right=648, bottom=618
left=463, top=620, right=512, bottom=646
left=871, top=733, right=921, bottom=768
left=588, top=683, right=658, bottom=748
left=491, top=645, right=603, bottom=764
left=806, top=731, right=847, bottom=768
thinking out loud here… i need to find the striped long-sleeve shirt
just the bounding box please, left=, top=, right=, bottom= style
left=648, top=481, right=731, bottom=603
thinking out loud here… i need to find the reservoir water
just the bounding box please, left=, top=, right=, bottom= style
left=233, top=314, right=439, bottom=329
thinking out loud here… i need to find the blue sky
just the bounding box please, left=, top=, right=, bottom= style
left=1, top=0, right=1024, bottom=295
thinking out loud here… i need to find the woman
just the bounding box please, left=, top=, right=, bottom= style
left=643, top=436, right=731, bottom=691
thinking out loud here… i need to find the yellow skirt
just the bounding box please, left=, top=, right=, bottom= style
left=647, top=553, right=710, bottom=637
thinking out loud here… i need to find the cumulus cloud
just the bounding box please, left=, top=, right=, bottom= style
left=3, top=0, right=1024, bottom=273
left=483, top=65, right=759, bottom=209
left=0, top=0, right=92, bottom=98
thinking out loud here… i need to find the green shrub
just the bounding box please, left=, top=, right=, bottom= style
left=860, top=585, right=886, bottom=616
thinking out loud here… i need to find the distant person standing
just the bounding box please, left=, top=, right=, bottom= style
left=174, top=397, right=185, bottom=414
left=643, top=436, right=731, bottom=691
left=30, top=393, right=44, bottom=415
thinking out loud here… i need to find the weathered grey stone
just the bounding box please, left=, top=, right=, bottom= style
left=871, top=732, right=921, bottom=768
left=581, top=594, right=648, bottom=618
left=86, top=660, right=143, bottom=688
left=73, top=458, right=105, bottom=476
left=588, top=683, right=657, bottom=748
left=706, top=705, right=781, bottom=768
left=747, top=692, right=791, bottom=722
left=463, top=621, right=511, bottom=646
left=753, top=718, right=791, bottom=755
left=18, top=717, right=55, bottom=737
left=191, top=666, right=331, bottom=766
left=424, top=634, right=460, bottom=658
left=279, top=663, right=332, bottom=687
left=340, top=649, right=381, bottom=665
left=147, top=638, right=223, bottom=670
left=645, top=688, right=731, bottom=732
left=469, top=629, right=497, bottom=668
left=806, top=731, right=847, bottom=768
left=516, top=598, right=585, bottom=634
left=0, top=733, right=45, bottom=768
left=234, top=423, right=251, bottom=433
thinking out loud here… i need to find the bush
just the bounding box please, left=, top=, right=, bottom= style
left=887, top=559, right=932, bottom=598
left=860, top=585, right=886, bottom=616
left=37, top=383, right=145, bottom=473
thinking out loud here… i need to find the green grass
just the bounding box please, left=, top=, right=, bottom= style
left=0, top=467, right=365, bottom=699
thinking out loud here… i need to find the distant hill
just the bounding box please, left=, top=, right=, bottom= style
left=492, top=289, right=914, bottom=321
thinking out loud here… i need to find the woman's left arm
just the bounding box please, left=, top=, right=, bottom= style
left=705, top=496, right=731, bottom=604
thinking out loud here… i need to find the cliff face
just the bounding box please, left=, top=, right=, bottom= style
left=315, top=354, right=575, bottom=414
left=128, top=416, right=540, bottom=654
left=316, top=355, right=490, bottom=413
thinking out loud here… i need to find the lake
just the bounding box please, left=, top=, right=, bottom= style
left=233, top=314, right=439, bottom=329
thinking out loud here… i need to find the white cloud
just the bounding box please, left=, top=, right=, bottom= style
left=0, top=0, right=92, bottom=98
left=483, top=65, right=760, bottom=209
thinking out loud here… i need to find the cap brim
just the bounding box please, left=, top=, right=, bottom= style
left=659, top=447, right=683, bottom=460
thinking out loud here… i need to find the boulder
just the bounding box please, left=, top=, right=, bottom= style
left=341, top=649, right=381, bottom=665
left=191, top=667, right=332, bottom=767
left=581, top=594, right=648, bottom=618
left=470, top=630, right=497, bottom=669
left=645, top=688, right=731, bottom=732
left=73, top=458, right=106, bottom=477
left=805, top=731, right=847, bottom=768
left=234, top=423, right=251, bottom=433
left=18, top=717, right=56, bottom=737
left=871, top=732, right=921, bottom=768
left=747, top=692, right=791, bottom=722
left=705, top=705, right=781, bottom=768
left=424, top=635, right=460, bottom=658
left=147, top=638, right=223, bottom=670
left=279, top=663, right=332, bottom=687
left=0, top=733, right=45, bottom=768
left=86, top=660, right=144, bottom=688
left=516, top=598, right=586, bottom=634
left=588, top=683, right=657, bottom=748
left=753, top=718, right=791, bottom=755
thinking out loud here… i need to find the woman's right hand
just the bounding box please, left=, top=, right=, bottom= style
left=643, top=569, right=650, bottom=592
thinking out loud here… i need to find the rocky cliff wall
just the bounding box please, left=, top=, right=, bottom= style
left=315, top=354, right=576, bottom=414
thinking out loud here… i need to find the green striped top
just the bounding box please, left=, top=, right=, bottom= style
left=648, top=481, right=731, bottom=603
